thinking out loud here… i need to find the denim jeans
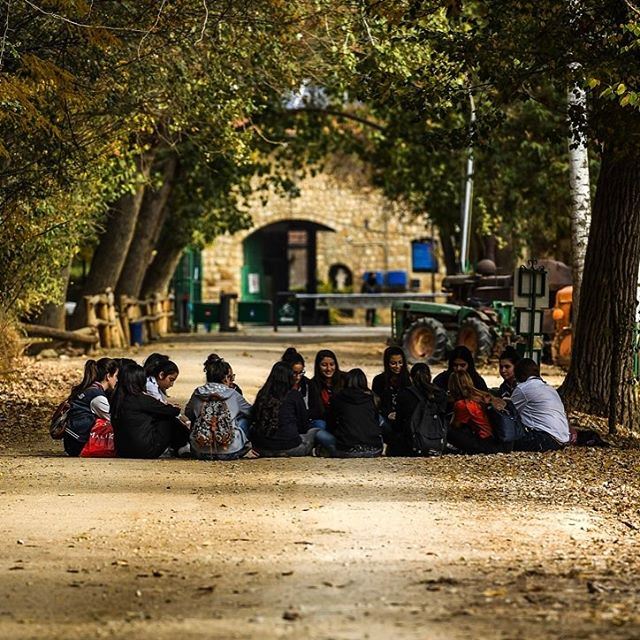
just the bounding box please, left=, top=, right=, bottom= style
left=309, top=419, right=327, bottom=431
left=237, top=416, right=251, bottom=438
left=314, top=428, right=337, bottom=455
left=513, top=428, right=565, bottom=452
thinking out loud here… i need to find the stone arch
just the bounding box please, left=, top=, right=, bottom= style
left=241, top=219, right=335, bottom=301
left=328, top=263, right=353, bottom=291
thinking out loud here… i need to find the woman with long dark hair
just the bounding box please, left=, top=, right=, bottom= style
left=111, top=363, right=190, bottom=459
left=323, top=368, right=383, bottom=458
left=145, top=357, right=179, bottom=404
left=497, top=346, right=521, bottom=398
left=250, top=361, right=318, bottom=457
left=63, top=358, right=119, bottom=457
left=389, top=363, right=447, bottom=456
left=281, top=347, right=310, bottom=409
left=308, top=349, right=345, bottom=430
left=372, top=346, right=411, bottom=432
left=432, top=345, right=488, bottom=392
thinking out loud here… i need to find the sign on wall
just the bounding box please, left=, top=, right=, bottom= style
left=411, top=239, right=438, bottom=273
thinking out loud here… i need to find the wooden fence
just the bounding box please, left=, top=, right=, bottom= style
left=22, top=289, right=174, bottom=353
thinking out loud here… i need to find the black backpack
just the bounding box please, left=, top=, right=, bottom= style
left=407, top=387, right=447, bottom=456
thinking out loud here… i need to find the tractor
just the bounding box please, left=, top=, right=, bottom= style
left=390, top=259, right=572, bottom=364
left=391, top=299, right=514, bottom=364
left=390, top=266, right=515, bottom=363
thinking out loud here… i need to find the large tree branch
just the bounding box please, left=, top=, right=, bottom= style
left=285, top=107, right=386, bottom=132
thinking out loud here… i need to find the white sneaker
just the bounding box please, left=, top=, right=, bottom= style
left=177, top=443, right=191, bottom=458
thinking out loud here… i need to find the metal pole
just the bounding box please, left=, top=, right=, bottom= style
left=273, top=293, right=279, bottom=332
left=460, top=91, right=476, bottom=274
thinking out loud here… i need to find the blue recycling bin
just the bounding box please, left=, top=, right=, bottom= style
left=129, top=321, right=144, bottom=346
left=386, top=270, right=408, bottom=291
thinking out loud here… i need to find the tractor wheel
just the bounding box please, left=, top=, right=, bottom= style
left=552, top=327, right=572, bottom=369
left=456, top=317, right=494, bottom=361
left=402, top=317, right=448, bottom=364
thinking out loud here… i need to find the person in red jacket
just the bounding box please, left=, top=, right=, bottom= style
left=447, top=371, right=508, bottom=455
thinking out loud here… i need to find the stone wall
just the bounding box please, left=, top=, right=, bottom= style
left=202, top=162, right=442, bottom=301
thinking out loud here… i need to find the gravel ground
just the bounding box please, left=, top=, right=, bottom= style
left=0, top=332, right=639, bottom=640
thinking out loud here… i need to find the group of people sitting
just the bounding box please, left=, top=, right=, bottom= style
left=56, top=343, right=572, bottom=460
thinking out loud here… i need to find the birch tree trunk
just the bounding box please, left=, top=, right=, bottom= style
left=567, top=66, right=592, bottom=325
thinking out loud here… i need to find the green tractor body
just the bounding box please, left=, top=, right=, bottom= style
left=391, top=299, right=514, bottom=364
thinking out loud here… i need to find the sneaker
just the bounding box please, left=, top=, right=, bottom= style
left=159, top=447, right=175, bottom=459
left=177, top=443, right=192, bottom=458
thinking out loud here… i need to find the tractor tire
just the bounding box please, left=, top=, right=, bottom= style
left=402, top=317, right=448, bottom=364
left=552, top=327, right=572, bottom=369
left=456, top=317, right=494, bottom=361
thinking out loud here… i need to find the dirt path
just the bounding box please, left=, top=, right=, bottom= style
left=1, top=332, right=638, bottom=639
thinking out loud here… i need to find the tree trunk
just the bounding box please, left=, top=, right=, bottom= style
left=481, top=234, right=497, bottom=264
left=71, top=151, right=155, bottom=328
left=116, top=155, right=178, bottom=300
left=561, top=142, right=640, bottom=429
left=437, top=222, right=458, bottom=275
left=140, top=230, right=185, bottom=297
left=567, top=69, right=592, bottom=325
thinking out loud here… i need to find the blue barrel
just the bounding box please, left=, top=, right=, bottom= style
left=129, top=321, right=144, bottom=346
left=386, top=270, right=408, bottom=290
left=362, top=271, right=384, bottom=286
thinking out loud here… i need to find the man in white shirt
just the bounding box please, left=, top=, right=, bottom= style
left=511, top=359, right=570, bottom=452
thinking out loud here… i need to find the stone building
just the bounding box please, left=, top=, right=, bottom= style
left=202, top=160, right=440, bottom=305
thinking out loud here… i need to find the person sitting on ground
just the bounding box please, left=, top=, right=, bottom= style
left=185, top=356, right=252, bottom=459
left=433, top=345, right=489, bottom=393
left=447, top=371, right=509, bottom=455
left=388, top=363, right=447, bottom=456
left=319, top=368, right=383, bottom=458
left=372, top=346, right=411, bottom=438
left=63, top=358, right=119, bottom=457
left=145, top=357, right=179, bottom=404
left=203, top=353, right=243, bottom=396
left=497, top=346, right=521, bottom=398
left=250, top=362, right=319, bottom=457
left=511, top=358, right=570, bottom=452
left=308, top=349, right=345, bottom=431
left=111, top=363, right=190, bottom=459
left=281, top=347, right=310, bottom=409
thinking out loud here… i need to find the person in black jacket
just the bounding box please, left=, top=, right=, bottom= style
left=111, top=364, right=190, bottom=459
left=372, top=346, right=411, bottom=435
left=389, top=363, right=447, bottom=456
left=281, top=347, right=311, bottom=410
left=324, top=368, right=383, bottom=458
left=432, top=346, right=488, bottom=392
left=250, top=362, right=318, bottom=457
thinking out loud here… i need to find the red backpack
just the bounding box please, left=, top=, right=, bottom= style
left=80, top=418, right=115, bottom=458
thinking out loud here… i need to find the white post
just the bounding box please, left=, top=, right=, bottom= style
left=567, top=62, right=592, bottom=324
left=460, top=92, right=476, bottom=274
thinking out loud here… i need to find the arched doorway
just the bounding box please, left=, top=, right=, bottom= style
left=242, top=220, right=335, bottom=302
